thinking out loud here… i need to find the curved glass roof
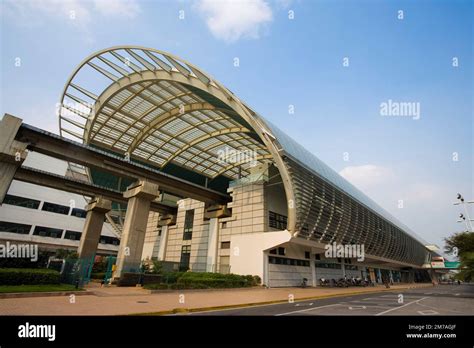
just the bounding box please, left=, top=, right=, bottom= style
left=266, top=120, right=428, bottom=246
left=58, top=46, right=272, bottom=184
left=58, top=45, right=427, bottom=252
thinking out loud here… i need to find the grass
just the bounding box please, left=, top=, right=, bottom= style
left=0, top=284, right=82, bottom=293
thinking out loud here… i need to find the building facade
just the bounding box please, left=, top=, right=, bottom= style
left=0, top=45, right=434, bottom=286
left=0, top=152, right=119, bottom=256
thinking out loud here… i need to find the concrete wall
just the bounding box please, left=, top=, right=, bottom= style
left=142, top=211, right=160, bottom=260
left=161, top=199, right=210, bottom=271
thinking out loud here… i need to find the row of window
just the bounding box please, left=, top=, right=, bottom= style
left=4, top=194, right=87, bottom=218
left=269, top=256, right=310, bottom=267
left=0, top=221, right=119, bottom=245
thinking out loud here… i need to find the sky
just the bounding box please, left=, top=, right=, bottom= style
left=1, top=0, right=473, bottom=256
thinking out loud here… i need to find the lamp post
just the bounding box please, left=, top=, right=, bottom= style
left=454, top=193, right=474, bottom=232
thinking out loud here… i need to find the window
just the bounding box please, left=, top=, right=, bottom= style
left=3, top=194, right=40, bottom=209
left=304, top=251, right=310, bottom=259
left=33, top=226, right=63, bottom=238
left=315, top=254, right=321, bottom=260
left=222, top=221, right=227, bottom=229
left=0, top=221, right=31, bottom=234
left=64, top=230, right=82, bottom=240
left=278, top=247, right=286, bottom=256
left=269, top=249, right=277, bottom=255
left=180, top=245, right=191, bottom=271
left=71, top=208, right=87, bottom=218
left=42, top=202, right=70, bottom=215
left=99, top=236, right=120, bottom=245
left=269, top=211, right=287, bottom=230
left=221, top=241, right=230, bottom=249
left=183, top=209, right=194, bottom=240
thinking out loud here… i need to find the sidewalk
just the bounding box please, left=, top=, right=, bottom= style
left=0, top=283, right=432, bottom=316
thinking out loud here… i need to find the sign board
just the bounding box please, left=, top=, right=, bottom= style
left=444, top=261, right=460, bottom=269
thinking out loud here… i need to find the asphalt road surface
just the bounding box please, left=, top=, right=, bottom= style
left=189, top=284, right=474, bottom=316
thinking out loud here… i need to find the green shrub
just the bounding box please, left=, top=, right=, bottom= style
left=145, top=283, right=171, bottom=290
left=160, top=271, right=185, bottom=284
left=143, top=272, right=261, bottom=290
left=0, top=268, right=60, bottom=285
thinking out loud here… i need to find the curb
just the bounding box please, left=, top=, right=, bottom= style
left=132, top=283, right=433, bottom=316
left=0, top=290, right=91, bottom=299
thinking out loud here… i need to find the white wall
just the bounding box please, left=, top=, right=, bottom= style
left=229, top=230, right=291, bottom=279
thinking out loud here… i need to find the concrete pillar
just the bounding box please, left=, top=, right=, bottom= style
left=263, top=250, right=269, bottom=287
left=0, top=114, right=27, bottom=203
left=206, top=218, right=219, bottom=272
left=157, top=214, right=176, bottom=261
left=204, top=205, right=230, bottom=273
left=115, top=180, right=159, bottom=278
left=77, top=196, right=112, bottom=260
left=341, top=258, right=346, bottom=278
left=311, top=254, right=317, bottom=287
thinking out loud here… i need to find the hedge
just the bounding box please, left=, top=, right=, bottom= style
left=0, top=268, right=60, bottom=285
left=145, top=272, right=261, bottom=290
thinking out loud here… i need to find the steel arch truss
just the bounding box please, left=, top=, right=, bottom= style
left=58, top=46, right=274, bottom=180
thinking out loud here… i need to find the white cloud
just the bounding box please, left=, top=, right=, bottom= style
left=195, top=0, right=273, bottom=42
left=339, top=164, right=394, bottom=190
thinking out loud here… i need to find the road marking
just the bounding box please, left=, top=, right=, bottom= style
left=295, top=303, right=313, bottom=307
left=418, top=310, right=438, bottom=315
left=455, top=293, right=460, bottom=296
left=275, top=303, right=341, bottom=316
left=348, top=306, right=366, bottom=310
left=375, top=297, right=428, bottom=316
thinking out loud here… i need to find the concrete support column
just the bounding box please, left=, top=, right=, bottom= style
left=341, top=258, right=346, bottom=278
left=77, top=196, right=112, bottom=260
left=311, top=254, right=317, bottom=287
left=115, top=180, right=159, bottom=278
left=263, top=250, right=269, bottom=287
left=0, top=115, right=27, bottom=203
left=157, top=214, right=176, bottom=261
left=204, top=205, right=230, bottom=273
left=206, top=218, right=219, bottom=272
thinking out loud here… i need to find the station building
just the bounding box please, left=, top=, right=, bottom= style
left=1, top=46, right=434, bottom=286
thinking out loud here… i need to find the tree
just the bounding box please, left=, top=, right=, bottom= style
left=444, top=231, right=474, bottom=282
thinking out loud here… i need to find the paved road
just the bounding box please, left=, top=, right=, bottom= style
left=189, top=284, right=474, bottom=316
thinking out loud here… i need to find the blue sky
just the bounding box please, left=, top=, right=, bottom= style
left=1, top=0, right=472, bottom=254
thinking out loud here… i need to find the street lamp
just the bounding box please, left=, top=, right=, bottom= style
left=454, top=193, right=474, bottom=232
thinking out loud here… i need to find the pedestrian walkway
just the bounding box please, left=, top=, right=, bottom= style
left=0, top=283, right=432, bottom=316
